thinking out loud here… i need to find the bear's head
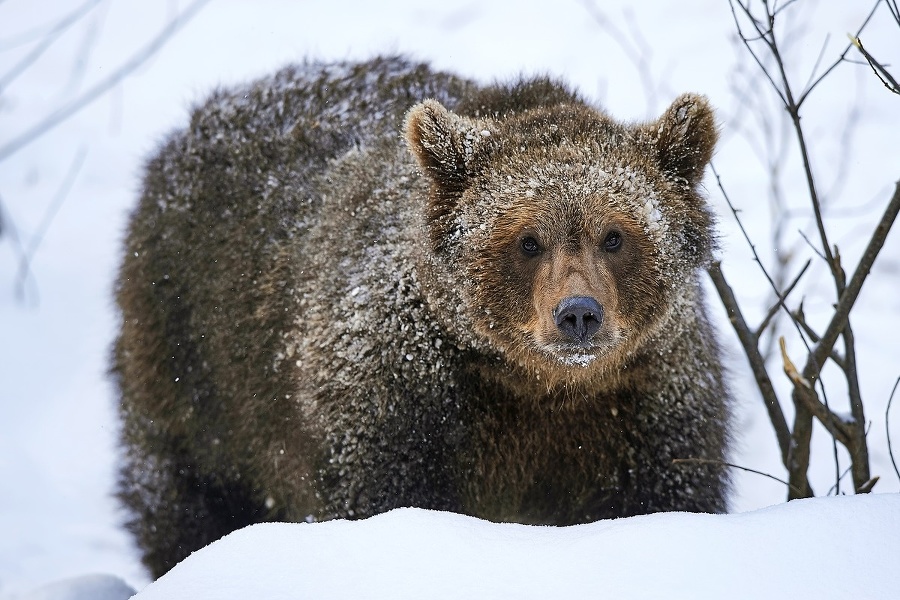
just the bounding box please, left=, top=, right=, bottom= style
left=405, top=90, right=718, bottom=389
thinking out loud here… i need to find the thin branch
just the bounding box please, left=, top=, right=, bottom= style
left=826, top=464, right=852, bottom=496
left=728, top=0, right=788, bottom=106
left=579, top=0, right=663, bottom=117
left=712, top=163, right=819, bottom=357
left=805, top=181, right=900, bottom=380
left=755, top=258, right=811, bottom=337
left=672, top=458, right=804, bottom=497
left=841, top=317, right=870, bottom=491
left=708, top=262, right=791, bottom=462
left=792, top=303, right=846, bottom=371
left=888, top=376, right=900, bottom=485
left=0, top=0, right=211, bottom=162
left=800, top=32, right=832, bottom=96
left=731, top=0, right=842, bottom=294
left=851, top=35, right=900, bottom=95
left=826, top=467, right=878, bottom=495
left=772, top=0, right=802, bottom=18
left=0, top=0, right=102, bottom=94
left=0, top=193, right=37, bottom=302
left=779, top=337, right=852, bottom=447
left=797, top=229, right=825, bottom=260
left=0, top=0, right=101, bottom=51
left=888, top=0, right=900, bottom=23
left=14, top=147, right=87, bottom=303
left=799, top=0, right=882, bottom=104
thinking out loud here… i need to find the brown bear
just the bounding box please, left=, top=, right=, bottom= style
left=113, top=56, right=731, bottom=578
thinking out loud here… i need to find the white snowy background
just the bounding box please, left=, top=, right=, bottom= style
left=1, top=0, right=898, bottom=597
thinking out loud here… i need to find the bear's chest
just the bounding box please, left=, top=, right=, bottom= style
left=458, top=393, right=636, bottom=524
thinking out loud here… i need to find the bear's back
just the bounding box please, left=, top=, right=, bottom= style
left=114, top=59, right=477, bottom=575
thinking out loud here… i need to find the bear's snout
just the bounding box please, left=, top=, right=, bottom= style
left=553, top=296, right=603, bottom=343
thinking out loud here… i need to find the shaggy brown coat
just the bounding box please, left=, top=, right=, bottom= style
left=114, top=56, right=731, bottom=578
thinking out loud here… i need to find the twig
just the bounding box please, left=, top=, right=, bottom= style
left=856, top=477, right=879, bottom=494
left=14, top=147, right=87, bottom=303
left=826, top=464, right=852, bottom=496
left=791, top=304, right=846, bottom=371
left=805, top=181, right=900, bottom=380
left=712, top=162, right=818, bottom=359
left=708, top=262, right=790, bottom=462
left=825, top=467, right=878, bottom=495
left=734, top=0, right=842, bottom=290
left=888, top=376, right=900, bottom=485
left=579, top=0, right=664, bottom=117
left=841, top=319, right=871, bottom=492
left=799, top=0, right=882, bottom=104
left=797, top=229, right=825, bottom=261
left=800, top=33, right=832, bottom=96
left=0, top=0, right=211, bottom=162
left=755, top=258, right=811, bottom=338
left=0, top=0, right=101, bottom=51
left=728, top=0, right=788, bottom=106
left=59, top=0, right=110, bottom=99
left=672, top=458, right=804, bottom=497
left=850, top=35, right=900, bottom=95
left=0, top=193, right=37, bottom=302
left=0, top=0, right=102, bottom=94
left=780, top=337, right=851, bottom=447
left=888, top=0, right=900, bottom=24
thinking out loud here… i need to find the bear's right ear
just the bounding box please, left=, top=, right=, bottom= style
left=405, top=100, right=495, bottom=198
left=650, top=93, right=718, bottom=187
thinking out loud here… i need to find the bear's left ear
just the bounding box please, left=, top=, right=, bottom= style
left=649, top=93, right=718, bottom=186
left=405, top=99, right=495, bottom=198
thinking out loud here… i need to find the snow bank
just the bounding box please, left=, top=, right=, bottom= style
left=132, top=495, right=899, bottom=600
left=9, top=575, right=135, bottom=600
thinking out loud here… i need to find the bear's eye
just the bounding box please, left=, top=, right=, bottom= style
left=603, top=231, right=622, bottom=252
left=521, top=236, right=541, bottom=256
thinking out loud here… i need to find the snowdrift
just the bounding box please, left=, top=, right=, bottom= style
left=129, top=494, right=899, bottom=600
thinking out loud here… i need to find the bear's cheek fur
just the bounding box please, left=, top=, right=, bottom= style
left=462, top=231, right=537, bottom=352
left=605, top=237, right=668, bottom=343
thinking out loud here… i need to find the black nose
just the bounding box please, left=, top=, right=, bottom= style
left=554, top=296, right=603, bottom=343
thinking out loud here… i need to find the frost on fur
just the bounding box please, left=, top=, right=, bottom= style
left=115, top=57, right=731, bottom=579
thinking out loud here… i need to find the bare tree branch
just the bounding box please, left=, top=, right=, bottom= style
left=755, top=258, right=811, bottom=337
left=672, top=458, right=804, bottom=497
left=850, top=34, right=900, bottom=95
left=791, top=304, right=846, bottom=371
left=887, top=376, right=900, bottom=485
left=0, top=193, right=37, bottom=301
left=0, top=0, right=103, bottom=94
left=709, top=262, right=791, bottom=463
left=779, top=337, right=852, bottom=446
left=579, top=0, right=668, bottom=117
left=805, top=182, right=900, bottom=381
left=0, top=0, right=211, bottom=162
left=0, top=0, right=100, bottom=51
left=798, top=0, right=881, bottom=104
left=14, top=147, right=87, bottom=304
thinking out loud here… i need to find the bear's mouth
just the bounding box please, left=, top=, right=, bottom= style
left=537, top=342, right=603, bottom=368
left=556, top=350, right=599, bottom=367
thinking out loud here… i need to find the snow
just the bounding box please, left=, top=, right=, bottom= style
left=1, top=0, right=898, bottom=598
left=7, top=576, right=134, bottom=600
left=8, top=496, right=900, bottom=599
left=137, top=496, right=900, bottom=600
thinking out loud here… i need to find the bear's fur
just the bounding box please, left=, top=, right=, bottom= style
left=113, top=56, right=731, bottom=578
